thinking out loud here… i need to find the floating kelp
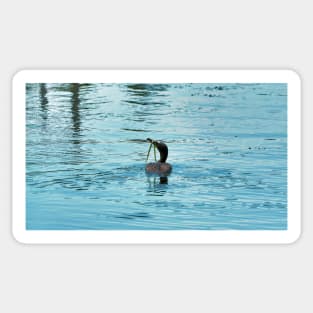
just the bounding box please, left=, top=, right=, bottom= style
left=146, top=141, right=157, bottom=162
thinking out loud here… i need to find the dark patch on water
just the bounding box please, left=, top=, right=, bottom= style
left=116, top=212, right=152, bottom=220
left=121, top=128, right=148, bottom=132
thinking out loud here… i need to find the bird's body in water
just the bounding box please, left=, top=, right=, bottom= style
left=145, top=138, right=172, bottom=176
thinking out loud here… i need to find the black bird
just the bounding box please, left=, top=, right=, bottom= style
left=145, top=138, right=172, bottom=176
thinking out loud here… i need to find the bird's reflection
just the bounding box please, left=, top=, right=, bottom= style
left=146, top=176, right=169, bottom=196
left=159, top=176, right=168, bottom=184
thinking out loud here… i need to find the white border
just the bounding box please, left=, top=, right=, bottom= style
left=12, top=70, right=301, bottom=244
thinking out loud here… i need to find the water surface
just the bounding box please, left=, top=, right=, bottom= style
left=26, top=83, right=287, bottom=230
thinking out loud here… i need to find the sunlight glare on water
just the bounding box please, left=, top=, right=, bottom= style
left=26, top=83, right=287, bottom=230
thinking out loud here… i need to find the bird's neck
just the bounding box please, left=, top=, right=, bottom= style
left=159, top=151, right=168, bottom=163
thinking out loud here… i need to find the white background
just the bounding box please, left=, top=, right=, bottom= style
left=1, top=1, right=311, bottom=312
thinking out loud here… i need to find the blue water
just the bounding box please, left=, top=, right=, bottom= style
left=26, top=83, right=287, bottom=230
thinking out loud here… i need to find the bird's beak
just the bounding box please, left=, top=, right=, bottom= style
left=147, top=138, right=157, bottom=145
